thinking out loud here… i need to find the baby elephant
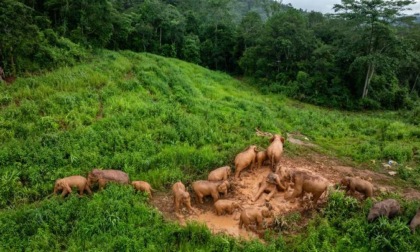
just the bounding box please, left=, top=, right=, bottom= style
left=341, top=176, right=374, bottom=199
left=208, top=166, right=231, bottom=181
left=53, top=175, right=92, bottom=197
left=87, top=169, right=129, bottom=190
left=234, top=145, right=258, bottom=179
left=132, top=181, right=153, bottom=198
left=255, top=151, right=269, bottom=171
left=172, top=181, right=195, bottom=214
left=239, top=207, right=272, bottom=231
left=192, top=180, right=229, bottom=204
left=214, top=200, right=243, bottom=215
left=367, top=199, right=401, bottom=222
left=409, top=208, right=420, bottom=233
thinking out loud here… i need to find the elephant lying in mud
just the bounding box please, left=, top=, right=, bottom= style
left=234, top=145, right=258, bottom=179
left=208, top=166, right=231, bottom=181
left=53, top=175, right=92, bottom=197
left=87, top=169, right=129, bottom=190
left=172, top=181, right=196, bottom=214
left=340, top=176, right=374, bottom=199
left=252, top=173, right=288, bottom=202
left=192, top=180, right=229, bottom=204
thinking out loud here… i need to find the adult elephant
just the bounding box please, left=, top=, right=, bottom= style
left=87, top=169, right=129, bottom=190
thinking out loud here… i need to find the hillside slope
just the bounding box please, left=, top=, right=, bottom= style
left=0, top=51, right=419, bottom=250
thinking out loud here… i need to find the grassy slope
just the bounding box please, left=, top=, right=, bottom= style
left=0, top=51, right=419, bottom=251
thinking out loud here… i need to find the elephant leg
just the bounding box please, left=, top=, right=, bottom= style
left=253, top=184, right=266, bottom=202
left=84, top=185, right=92, bottom=195
left=256, top=216, right=263, bottom=230
left=79, top=186, right=84, bottom=196
left=61, top=190, right=68, bottom=197
left=265, top=189, right=276, bottom=201
left=234, top=170, right=242, bottom=179
left=211, top=192, right=219, bottom=202
left=312, top=192, right=322, bottom=204
left=175, top=200, right=180, bottom=213
left=98, top=179, right=106, bottom=190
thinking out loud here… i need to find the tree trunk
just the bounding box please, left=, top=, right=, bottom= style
left=362, top=62, right=374, bottom=99
left=411, top=73, right=419, bottom=94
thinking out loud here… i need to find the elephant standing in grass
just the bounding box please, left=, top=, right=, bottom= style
left=409, top=208, right=420, bottom=233
left=234, top=145, right=258, bottom=179
left=132, top=181, right=153, bottom=198
left=340, top=176, right=374, bottom=199
left=367, top=199, right=401, bottom=222
left=53, top=175, right=92, bottom=197
left=87, top=169, right=129, bottom=190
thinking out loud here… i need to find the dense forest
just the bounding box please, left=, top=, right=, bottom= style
left=1, top=0, right=420, bottom=110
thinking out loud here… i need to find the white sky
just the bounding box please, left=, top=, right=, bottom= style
left=283, top=0, right=420, bottom=15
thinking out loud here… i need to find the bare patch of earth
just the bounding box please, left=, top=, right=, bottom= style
left=151, top=151, right=420, bottom=240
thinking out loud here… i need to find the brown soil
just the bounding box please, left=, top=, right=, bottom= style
left=150, top=146, right=420, bottom=240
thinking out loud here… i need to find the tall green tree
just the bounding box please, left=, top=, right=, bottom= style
left=333, top=0, right=416, bottom=99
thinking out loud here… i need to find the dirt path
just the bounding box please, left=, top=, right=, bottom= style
left=151, top=150, right=420, bottom=240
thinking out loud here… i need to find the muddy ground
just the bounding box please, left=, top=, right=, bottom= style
left=150, top=141, right=420, bottom=240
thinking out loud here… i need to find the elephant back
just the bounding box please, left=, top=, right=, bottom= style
left=95, top=169, right=129, bottom=184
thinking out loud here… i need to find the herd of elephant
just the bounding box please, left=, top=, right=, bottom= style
left=53, top=134, right=420, bottom=234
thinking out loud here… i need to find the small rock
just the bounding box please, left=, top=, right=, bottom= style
left=388, top=171, right=397, bottom=176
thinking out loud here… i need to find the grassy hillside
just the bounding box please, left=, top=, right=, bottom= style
left=0, top=51, right=419, bottom=250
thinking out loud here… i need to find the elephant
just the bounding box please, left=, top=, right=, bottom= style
left=409, top=208, right=420, bottom=233
left=87, top=169, right=129, bottom=190
left=239, top=206, right=272, bottom=231
left=53, top=175, right=92, bottom=197
left=192, top=180, right=230, bottom=204
left=285, top=170, right=329, bottom=204
left=340, top=176, right=374, bottom=199
left=172, top=181, right=196, bottom=214
left=214, top=199, right=243, bottom=215
left=255, top=150, right=269, bottom=170
left=208, top=166, right=231, bottom=181
left=234, top=145, right=258, bottom=179
left=266, top=134, right=284, bottom=172
left=132, top=181, right=153, bottom=198
left=367, top=199, right=401, bottom=222
left=252, top=173, right=288, bottom=202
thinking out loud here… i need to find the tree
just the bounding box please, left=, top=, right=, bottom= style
left=333, top=0, right=416, bottom=99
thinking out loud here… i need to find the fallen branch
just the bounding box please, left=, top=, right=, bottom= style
left=255, top=128, right=273, bottom=137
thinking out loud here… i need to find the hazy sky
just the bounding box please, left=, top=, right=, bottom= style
left=283, top=0, right=420, bottom=15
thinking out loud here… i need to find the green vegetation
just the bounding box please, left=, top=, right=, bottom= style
left=0, top=51, right=419, bottom=250
left=2, top=0, right=420, bottom=109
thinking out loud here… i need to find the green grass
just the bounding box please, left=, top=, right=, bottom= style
left=0, top=50, right=419, bottom=250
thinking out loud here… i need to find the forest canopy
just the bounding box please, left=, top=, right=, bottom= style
left=1, top=0, right=419, bottom=110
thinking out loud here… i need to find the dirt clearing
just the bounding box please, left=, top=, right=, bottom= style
left=151, top=152, right=420, bottom=240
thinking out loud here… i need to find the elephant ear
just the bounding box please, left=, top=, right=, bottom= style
left=269, top=136, right=275, bottom=143
left=281, top=137, right=285, bottom=144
